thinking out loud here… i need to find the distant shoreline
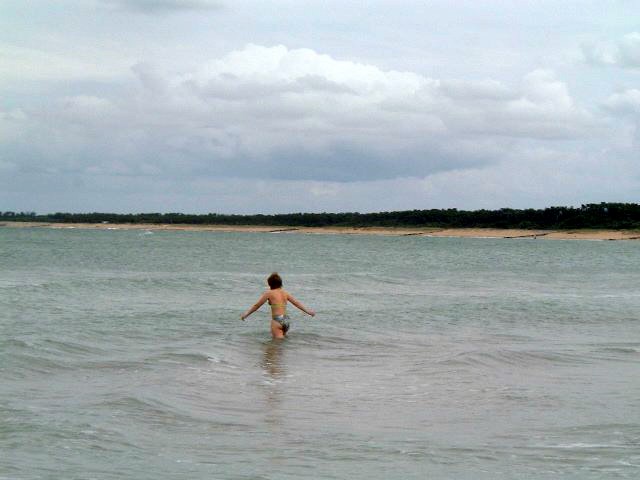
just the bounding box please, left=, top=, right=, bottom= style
left=2, top=221, right=640, bottom=241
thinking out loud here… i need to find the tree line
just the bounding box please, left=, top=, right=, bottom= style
left=2, top=203, right=640, bottom=229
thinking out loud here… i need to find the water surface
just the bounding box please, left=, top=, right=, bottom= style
left=2, top=228, right=639, bottom=479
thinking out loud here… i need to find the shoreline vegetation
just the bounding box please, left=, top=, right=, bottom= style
left=2, top=203, right=639, bottom=240
left=0, top=203, right=640, bottom=240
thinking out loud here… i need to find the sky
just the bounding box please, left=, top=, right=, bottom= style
left=1, top=0, right=639, bottom=214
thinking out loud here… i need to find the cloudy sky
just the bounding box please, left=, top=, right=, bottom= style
left=1, top=0, right=639, bottom=214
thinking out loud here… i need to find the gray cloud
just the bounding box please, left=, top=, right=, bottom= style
left=5, top=144, right=638, bottom=215
left=3, top=1, right=640, bottom=214
left=0, top=45, right=598, bottom=186
left=100, top=0, right=223, bottom=13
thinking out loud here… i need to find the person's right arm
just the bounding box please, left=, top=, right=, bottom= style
left=287, top=293, right=315, bottom=317
left=241, top=292, right=268, bottom=320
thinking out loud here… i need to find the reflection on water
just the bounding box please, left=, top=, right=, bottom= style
left=262, top=339, right=286, bottom=378
left=261, top=340, right=286, bottom=427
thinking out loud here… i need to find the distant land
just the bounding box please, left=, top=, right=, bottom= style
left=2, top=203, right=640, bottom=230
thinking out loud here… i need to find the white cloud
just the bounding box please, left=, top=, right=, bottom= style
left=603, top=89, right=640, bottom=115
left=581, top=41, right=617, bottom=66
left=1, top=44, right=597, bottom=186
left=582, top=32, right=640, bottom=69
left=618, top=32, right=640, bottom=68
left=437, top=70, right=593, bottom=139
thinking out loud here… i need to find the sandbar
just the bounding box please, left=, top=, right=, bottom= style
left=2, top=221, right=639, bottom=240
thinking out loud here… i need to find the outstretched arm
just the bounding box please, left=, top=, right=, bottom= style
left=287, top=293, right=315, bottom=317
left=241, top=292, right=268, bottom=320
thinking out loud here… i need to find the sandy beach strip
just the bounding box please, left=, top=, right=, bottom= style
left=2, top=221, right=640, bottom=240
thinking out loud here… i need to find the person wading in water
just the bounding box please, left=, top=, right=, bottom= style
left=241, top=272, right=315, bottom=338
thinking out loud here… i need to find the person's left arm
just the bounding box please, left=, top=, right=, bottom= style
left=241, top=292, right=269, bottom=320
left=286, top=293, right=315, bottom=317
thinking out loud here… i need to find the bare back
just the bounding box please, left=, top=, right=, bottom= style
left=266, top=288, right=288, bottom=317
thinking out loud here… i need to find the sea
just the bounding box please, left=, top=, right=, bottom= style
left=1, top=227, right=639, bottom=479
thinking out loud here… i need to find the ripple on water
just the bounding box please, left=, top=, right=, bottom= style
left=3, top=229, right=640, bottom=479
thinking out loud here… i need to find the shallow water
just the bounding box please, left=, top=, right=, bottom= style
left=1, top=228, right=639, bottom=479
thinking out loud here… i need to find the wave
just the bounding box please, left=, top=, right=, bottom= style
left=40, top=337, right=107, bottom=356
left=150, top=350, right=236, bottom=367
left=437, top=348, right=588, bottom=368
left=95, top=394, right=253, bottom=429
left=6, top=352, right=74, bottom=374
left=596, top=347, right=639, bottom=354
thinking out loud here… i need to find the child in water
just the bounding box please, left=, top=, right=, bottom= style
left=241, top=272, right=315, bottom=338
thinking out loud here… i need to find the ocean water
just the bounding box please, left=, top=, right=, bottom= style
left=1, top=227, right=639, bottom=479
